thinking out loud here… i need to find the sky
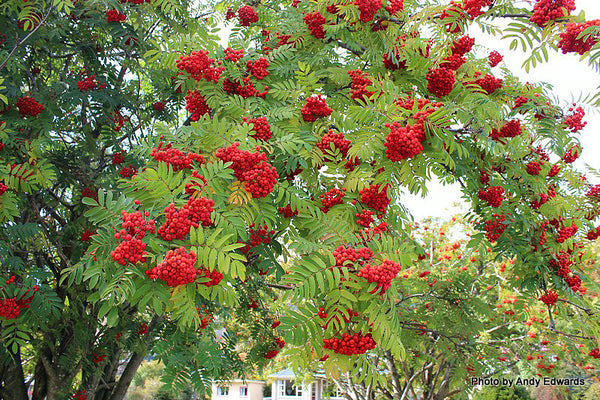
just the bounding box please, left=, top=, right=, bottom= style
left=401, top=0, right=600, bottom=221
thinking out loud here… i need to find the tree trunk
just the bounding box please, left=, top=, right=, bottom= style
left=0, top=346, right=28, bottom=400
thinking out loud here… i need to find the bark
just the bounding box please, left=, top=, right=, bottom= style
left=0, top=346, right=28, bottom=400
left=32, top=356, right=48, bottom=400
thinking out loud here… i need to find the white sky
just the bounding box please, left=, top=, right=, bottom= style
left=402, top=0, right=600, bottom=220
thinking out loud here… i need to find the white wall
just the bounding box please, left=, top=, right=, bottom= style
left=212, top=382, right=264, bottom=400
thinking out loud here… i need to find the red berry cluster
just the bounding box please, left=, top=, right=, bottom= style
left=222, top=77, right=268, bottom=98
left=92, top=348, right=105, bottom=363
left=77, top=75, right=99, bottom=92
left=360, top=184, right=390, bottom=213
left=395, top=97, right=442, bottom=123
left=488, top=51, right=503, bottom=67
left=317, top=130, right=352, bottom=158
left=462, top=0, right=491, bottom=18
left=320, top=188, right=346, bottom=213
left=198, top=305, right=214, bottom=329
left=323, top=332, right=376, bottom=355
left=0, top=183, right=8, bottom=196
left=119, top=164, right=137, bottom=178
left=122, top=0, right=151, bottom=4
left=474, top=74, right=503, bottom=94
left=265, top=336, right=286, bottom=359
left=158, top=197, right=214, bottom=240
left=564, top=105, right=586, bottom=132
left=111, top=210, right=156, bottom=265
left=185, top=89, right=212, bottom=121
left=72, top=390, right=87, bottom=400
left=185, top=170, right=208, bottom=196
left=480, top=170, right=490, bottom=185
left=586, top=184, right=600, bottom=199
left=112, top=151, right=125, bottom=164
left=151, top=140, right=205, bottom=171
left=16, top=96, right=44, bottom=117
left=238, top=5, right=259, bottom=26
left=303, top=12, right=327, bottom=39
left=278, top=205, right=298, bottom=218
left=301, top=95, right=333, bottom=122
left=590, top=348, right=600, bottom=359
left=138, top=323, right=148, bottom=335
left=246, top=57, right=269, bottom=80
left=558, top=20, right=600, bottom=55
left=153, top=101, right=166, bottom=111
left=491, top=119, right=521, bottom=141
left=333, top=245, right=373, bottom=267
left=348, top=70, right=375, bottom=101
left=526, top=161, right=543, bottom=175
left=355, top=0, right=382, bottom=22
left=529, top=0, right=575, bottom=27
left=243, top=117, right=271, bottom=141
left=530, top=186, right=556, bottom=209
left=539, top=290, right=558, bottom=306
left=145, top=247, right=197, bottom=287
left=0, top=298, right=20, bottom=319
left=355, top=209, right=375, bottom=227
left=548, top=251, right=582, bottom=292
left=478, top=185, right=504, bottom=208
left=81, top=229, right=95, bottom=242
left=247, top=224, right=275, bottom=249
left=451, top=35, right=475, bottom=56
left=82, top=186, right=98, bottom=201
left=197, top=267, right=224, bottom=287
left=484, top=214, right=508, bottom=242
left=177, top=50, right=224, bottom=83
left=357, top=259, right=401, bottom=294
left=383, top=48, right=407, bottom=70
left=216, top=143, right=278, bottom=198
left=106, top=10, right=126, bottom=22
left=563, top=145, right=581, bottom=163
left=224, top=47, right=244, bottom=62
left=386, top=0, right=404, bottom=15
left=225, top=7, right=235, bottom=20
left=586, top=226, right=600, bottom=240
left=514, top=96, right=530, bottom=110
left=441, top=54, right=466, bottom=71
left=384, top=122, right=426, bottom=160
left=556, top=223, right=577, bottom=243
left=426, top=67, right=455, bottom=98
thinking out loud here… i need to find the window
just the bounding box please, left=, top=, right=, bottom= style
left=240, top=386, right=248, bottom=397
left=279, top=380, right=303, bottom=396
left=217, top=386, right=229, bottom=396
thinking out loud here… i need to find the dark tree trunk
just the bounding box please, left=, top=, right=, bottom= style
left=0, top=346, right=28, bottom=400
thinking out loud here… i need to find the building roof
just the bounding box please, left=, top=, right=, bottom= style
left=268, top=368, right=296, bottom=379
left=213, top=379, right=266, bottom=384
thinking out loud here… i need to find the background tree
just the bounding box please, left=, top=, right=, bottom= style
left=2, top=0, right=600, bottom=400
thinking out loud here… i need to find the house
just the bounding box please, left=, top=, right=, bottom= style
left=212, top=379, right=266, bottom=400
left=266, top=369, right=344, bottom=400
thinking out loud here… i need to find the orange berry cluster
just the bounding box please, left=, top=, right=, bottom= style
left=176, top=50, right=224, bottom=83
left=359, top=184, right=390, bottom=213
left=246, top=57, right=269, bottom=80
left=111, top=210, right=156, bottom=265
left=185, top=89, right=212, bottom=121
left=301, top=95, right=333, bottom=122
left=478, top=185, right=504, bottom=208
left=355, top=209, right=375, bottom=227
left=357, top=259, right=402, bottom=294
left=323, top=332, right=376, bottom=355
left=150, top=140, right=205, bottom=171
left=16, top=96, right=44, bottom=117
left=145, top=247, right=197, bottom=287
left=243, top=117, right=271, bottom=141
left=348, top=70, right=375, bottom=101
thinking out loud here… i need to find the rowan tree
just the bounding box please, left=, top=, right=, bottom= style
left=1, top=0, right=600, bottom=399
